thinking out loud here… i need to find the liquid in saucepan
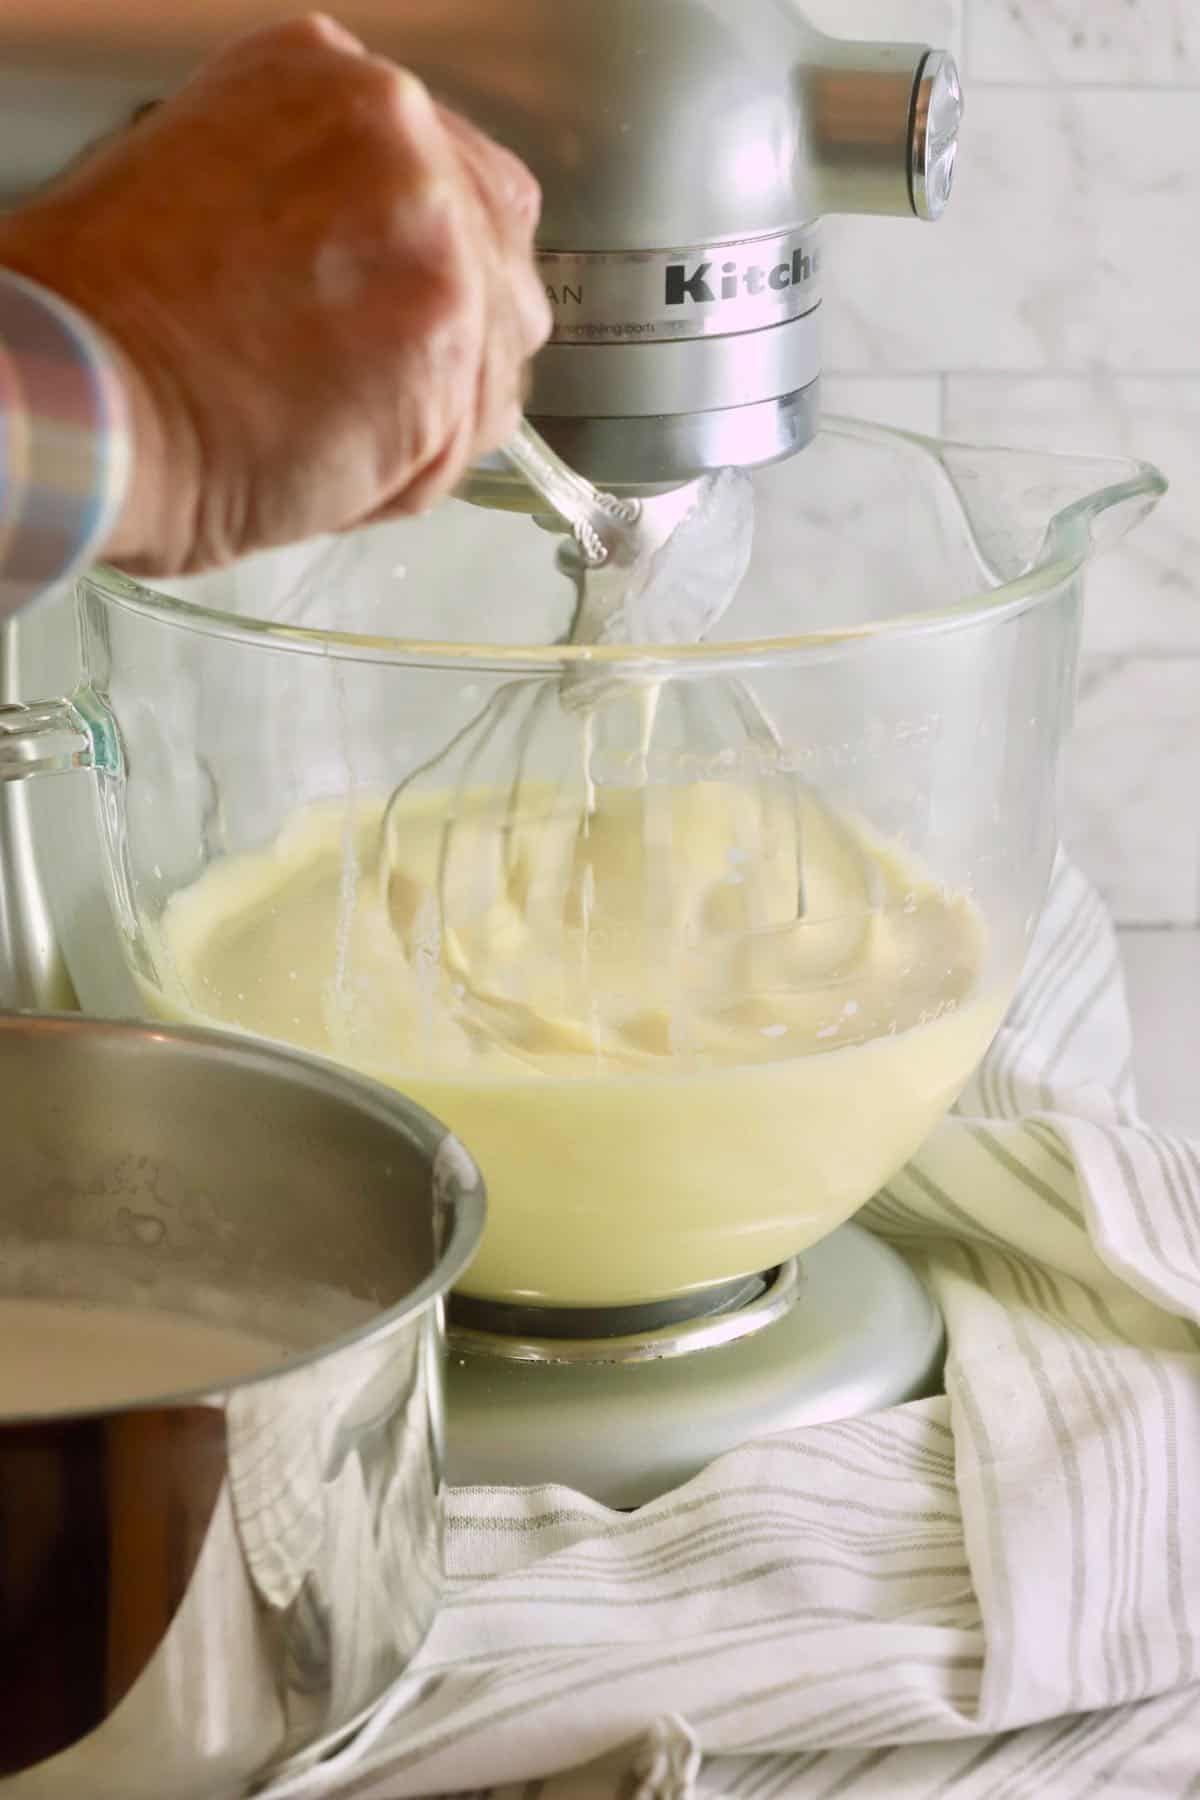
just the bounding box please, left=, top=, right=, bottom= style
left=0, top=1299, right=289, bottom=1415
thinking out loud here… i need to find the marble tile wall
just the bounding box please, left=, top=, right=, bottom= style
left=804, top=0, right=1200, bottom=925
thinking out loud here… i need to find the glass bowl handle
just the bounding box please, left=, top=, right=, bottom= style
left=0, top=689, right=120, bottom=780
left=0, top=693, right=93, bottom=1015
left=0, top=688, right=122, bottom=1011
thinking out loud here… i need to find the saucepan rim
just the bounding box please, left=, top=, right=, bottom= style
left=0, top=1009, right=485, bottom=1424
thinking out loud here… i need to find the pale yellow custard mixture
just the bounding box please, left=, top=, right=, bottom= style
left=141, top=783, right=1006, bottom=1306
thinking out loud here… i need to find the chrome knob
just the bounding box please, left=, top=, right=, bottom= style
left=911, top=50, right=963, bottom=222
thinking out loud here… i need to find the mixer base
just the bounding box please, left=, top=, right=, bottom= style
left=444, top=1222, right=945, bottom=1508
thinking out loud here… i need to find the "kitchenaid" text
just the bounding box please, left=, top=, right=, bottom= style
left=664, top=246, right=820, bottom=306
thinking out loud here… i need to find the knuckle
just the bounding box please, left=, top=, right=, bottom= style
left=288, top=12, right=365, bottom=54
left=423, top=263, right=474, bottom=332
left=505, top=157, right=543, bottom=226
left=474, top=136, right=543, bottom=226
left=330, top=73, right=447, bottom=205
left=438, top=104, right=541, bottom=226
left=392, top=238, right=479, bottom=350
left=345, top=64, right=448, bottom=176
left=225, top=12, right=358, bottom=58
left=290, top=12, right=344, bottom=46
left=366, top=62, right=438, bottom=135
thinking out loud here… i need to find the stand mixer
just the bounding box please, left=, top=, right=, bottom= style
left=0, top=6, right=1165, bottom=1507
left=0, top=0, right=961, bottom=490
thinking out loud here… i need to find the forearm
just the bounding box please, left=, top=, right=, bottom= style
left=0, top=266, right=130, bottom=619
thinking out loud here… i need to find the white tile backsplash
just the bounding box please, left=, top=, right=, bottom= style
left=821, top=375, right=943, bottom=436
left=967, top=0, right=1200, bottom=86
left=800, top=0, right=963, bottom=57
left=942, top=377, right=1200, bottom=657
left=824, top=88, right=1200, bottom=374
left=1119, top=928, right=1200, bottom=1133
left=1062, top=658, right=1200, bottom=925
left=820, top=0, right=1200, bottom=924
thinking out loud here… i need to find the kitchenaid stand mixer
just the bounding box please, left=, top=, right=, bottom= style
left=0, top=5, right=1162, bottom=1508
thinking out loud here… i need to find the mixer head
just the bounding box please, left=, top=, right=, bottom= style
left=0, top=1, right=960, bottom=502
left=447, top=0, right=963, bottom=501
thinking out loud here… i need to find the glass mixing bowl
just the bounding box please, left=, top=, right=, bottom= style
left=0, top=421, right=1164, bottom=1308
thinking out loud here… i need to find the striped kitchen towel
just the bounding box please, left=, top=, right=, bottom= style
left=270, top=857, right=1200, bottom=1799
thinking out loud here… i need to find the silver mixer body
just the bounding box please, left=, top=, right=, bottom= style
left=0, top=0, right=960, bottom=492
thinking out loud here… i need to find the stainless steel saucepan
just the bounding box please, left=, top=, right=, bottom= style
left=0, top=1011, right=484, bottom=1799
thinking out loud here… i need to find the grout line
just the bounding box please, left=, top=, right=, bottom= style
left=1079, top=652, right=1200, bottom=665
left=826, top=370, right=1200, bottom=384
left=1116, top=923, right=1200, bottom=935
left=938, top=371, right=1200, bottom=384
left=964, top=79, right=1200, bottom=93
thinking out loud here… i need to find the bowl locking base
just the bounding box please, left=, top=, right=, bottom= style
left=444, top=1222, right=945, bottom=1508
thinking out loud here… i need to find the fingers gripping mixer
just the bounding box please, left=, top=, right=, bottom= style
left=0, top=1, right=961, bottom=497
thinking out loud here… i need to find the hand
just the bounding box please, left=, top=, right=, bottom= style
left=0, top=12, right=552, bottom=575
